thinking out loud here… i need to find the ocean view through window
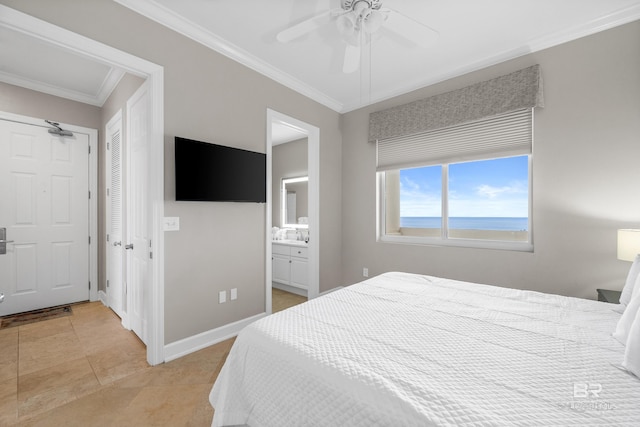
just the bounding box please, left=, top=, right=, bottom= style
left=400, top=217, right=528, bottom=231
left=381, top=155, right=532, bottom=250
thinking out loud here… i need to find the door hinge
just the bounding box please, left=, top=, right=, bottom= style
left=107, top=142, right=110, bottom=150
left=88, top=281, right=91, bottom=290
left=88, top=236, right=91, bottom=245
left=107, top=188, right=110, bottom=197
left=149, top=240, right=153, bottom=259
left=88, top=191, right=91, bottom=199
left=88, top=146, right=91, bottom=154
left=106, top=234, right=110, bottom=242
left=107, top=279, right=110, bottom=288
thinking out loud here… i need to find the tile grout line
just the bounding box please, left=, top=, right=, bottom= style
left=68, top=308, right=103, bottom=388
left=15, top=324, right=20, bottom=424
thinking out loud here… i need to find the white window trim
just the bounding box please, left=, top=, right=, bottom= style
left=377, top=155, right=534, bottom=252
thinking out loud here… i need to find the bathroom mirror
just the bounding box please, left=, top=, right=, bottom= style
left=281, top=176, right=308, bottom=228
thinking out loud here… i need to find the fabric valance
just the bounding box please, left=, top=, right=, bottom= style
left=369, top=65, right=543, bottom=143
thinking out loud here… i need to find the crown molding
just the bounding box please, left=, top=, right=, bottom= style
left=115, top=0, right=640, bottom=115
left=341, top=3, right=640, bottom=113
left=0, top=5, right=135, bottom=107
left=0, top=70, right=107, bottom=107
left=527, top=3, right=640, bottom=53
left=114, top=0, right=344, bottom=112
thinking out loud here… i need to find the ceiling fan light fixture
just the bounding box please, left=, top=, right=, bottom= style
left=363, top=10, right=384, bottom=34
left=336, top=12, right=357, bottom=36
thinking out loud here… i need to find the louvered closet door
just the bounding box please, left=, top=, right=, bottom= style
left=106, top=112, right=125, bottom=319
left=0, top=119, right=89, bottom=316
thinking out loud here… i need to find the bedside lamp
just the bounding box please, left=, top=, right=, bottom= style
left=618, top=229, right=640, bottom=261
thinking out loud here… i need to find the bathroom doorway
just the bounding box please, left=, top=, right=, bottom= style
left=266, top=109, right=319, bottom=314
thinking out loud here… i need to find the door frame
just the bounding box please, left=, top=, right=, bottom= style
left=266, top=109, right=320, bottom=314
left=0, top=110, right=98, bottom=305
left=0, top=6, right=166, bottom=365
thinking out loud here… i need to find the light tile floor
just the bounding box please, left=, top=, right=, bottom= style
left=0, top=289, right=306, bottom=426
left=272, top=288, right=307, bottom=313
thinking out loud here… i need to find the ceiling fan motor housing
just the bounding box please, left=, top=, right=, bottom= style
left=338, top=0, right=386, bottom=43
left=341, top=0, right=382, bottom=12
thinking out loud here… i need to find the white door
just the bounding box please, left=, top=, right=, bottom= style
left=126, top=82, right=151, bottom=344
left=0, top=119, right=89, bottom=316
left=106, top=111, right=125, bottom=320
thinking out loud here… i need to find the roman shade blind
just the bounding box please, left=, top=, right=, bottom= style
left=377, top=108, right=532, bottom=171
left=370, top=65, right=543, bottom=171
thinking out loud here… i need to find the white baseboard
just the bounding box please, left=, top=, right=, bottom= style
left=163, top=287, right=344, bottom=363
left=319, top=286, right=344, bottom=296
left=163, top=312, right=266, bottom=362
left=98, top=290, right=108, bottom=306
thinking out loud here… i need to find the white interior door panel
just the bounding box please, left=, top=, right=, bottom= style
left=0, top=119, right=89, bottom=316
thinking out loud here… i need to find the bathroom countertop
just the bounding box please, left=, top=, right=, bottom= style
left=272, top=239, right=308, bottom=248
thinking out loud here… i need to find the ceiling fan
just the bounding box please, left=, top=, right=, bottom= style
left=276, top=0, right=438, bottom=74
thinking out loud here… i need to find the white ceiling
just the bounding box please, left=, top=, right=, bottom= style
left=1, top=1, right=640, bottom=112
left=116, top=0, right=640, bottom=112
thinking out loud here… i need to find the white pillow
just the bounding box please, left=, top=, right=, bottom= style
left=615, top=254, right=640, bottom=313
left=622, top=303, right=640, bottom=378
left=613, top=281, right=640, bottom=345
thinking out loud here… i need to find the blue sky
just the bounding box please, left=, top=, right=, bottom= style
left=399, top=156, right=529, bottom=217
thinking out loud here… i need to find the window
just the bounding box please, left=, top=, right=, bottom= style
left=371, top=67, right=541, bottom=251
left=380, top=155, right=531, bottom=251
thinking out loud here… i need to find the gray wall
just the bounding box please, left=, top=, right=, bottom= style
left=272, top=138, right=308, bottom=228
left=341, top=21, right=640, bottom=299
left=0, top=0, right=343, bottom=344
left=0, top=81, right=101, bottom=129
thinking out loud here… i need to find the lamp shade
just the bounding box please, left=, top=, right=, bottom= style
left=617, top=229, right=640, bottom=261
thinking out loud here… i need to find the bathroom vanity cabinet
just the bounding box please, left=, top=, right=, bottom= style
left=272, top=242, right=308, bottom=292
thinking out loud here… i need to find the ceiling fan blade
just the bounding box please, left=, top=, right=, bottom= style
left=277, top=11, right=331, bottom=43
left=343, top=44, right=360, bottom=74
left=383, top=9, right=438, bottom=48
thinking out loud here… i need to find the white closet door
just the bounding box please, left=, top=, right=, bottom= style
left=126, top=81, right=151, bottom=344
left=106, top=111, right=125, bottom=320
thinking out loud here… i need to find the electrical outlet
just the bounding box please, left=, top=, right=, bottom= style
left=163, top=217, right=180, bottom=231
left=363, top=267, right=369, bottom=277
left=218, top=290, right=227, bottom=304
left=230, top=288, right=238, bottom=301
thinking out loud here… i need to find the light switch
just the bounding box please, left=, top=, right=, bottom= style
left=218, top=290, right=227, bottom=304
left=163, top=217, right=180, bottom=231
left=230, top=288, right=237, bottom=300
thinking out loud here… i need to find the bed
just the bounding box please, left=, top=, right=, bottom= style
left=209, top=272, right=640, bottom=426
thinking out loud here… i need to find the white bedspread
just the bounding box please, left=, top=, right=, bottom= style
left=210, top=272, right=640, bottom=426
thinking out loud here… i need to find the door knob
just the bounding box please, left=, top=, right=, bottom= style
left=113, top=241, right=122, bottom=247
left=125, top=244, right=134, bottom=250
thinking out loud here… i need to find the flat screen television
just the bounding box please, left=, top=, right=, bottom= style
left=175, top=136, right=266, bottom=202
